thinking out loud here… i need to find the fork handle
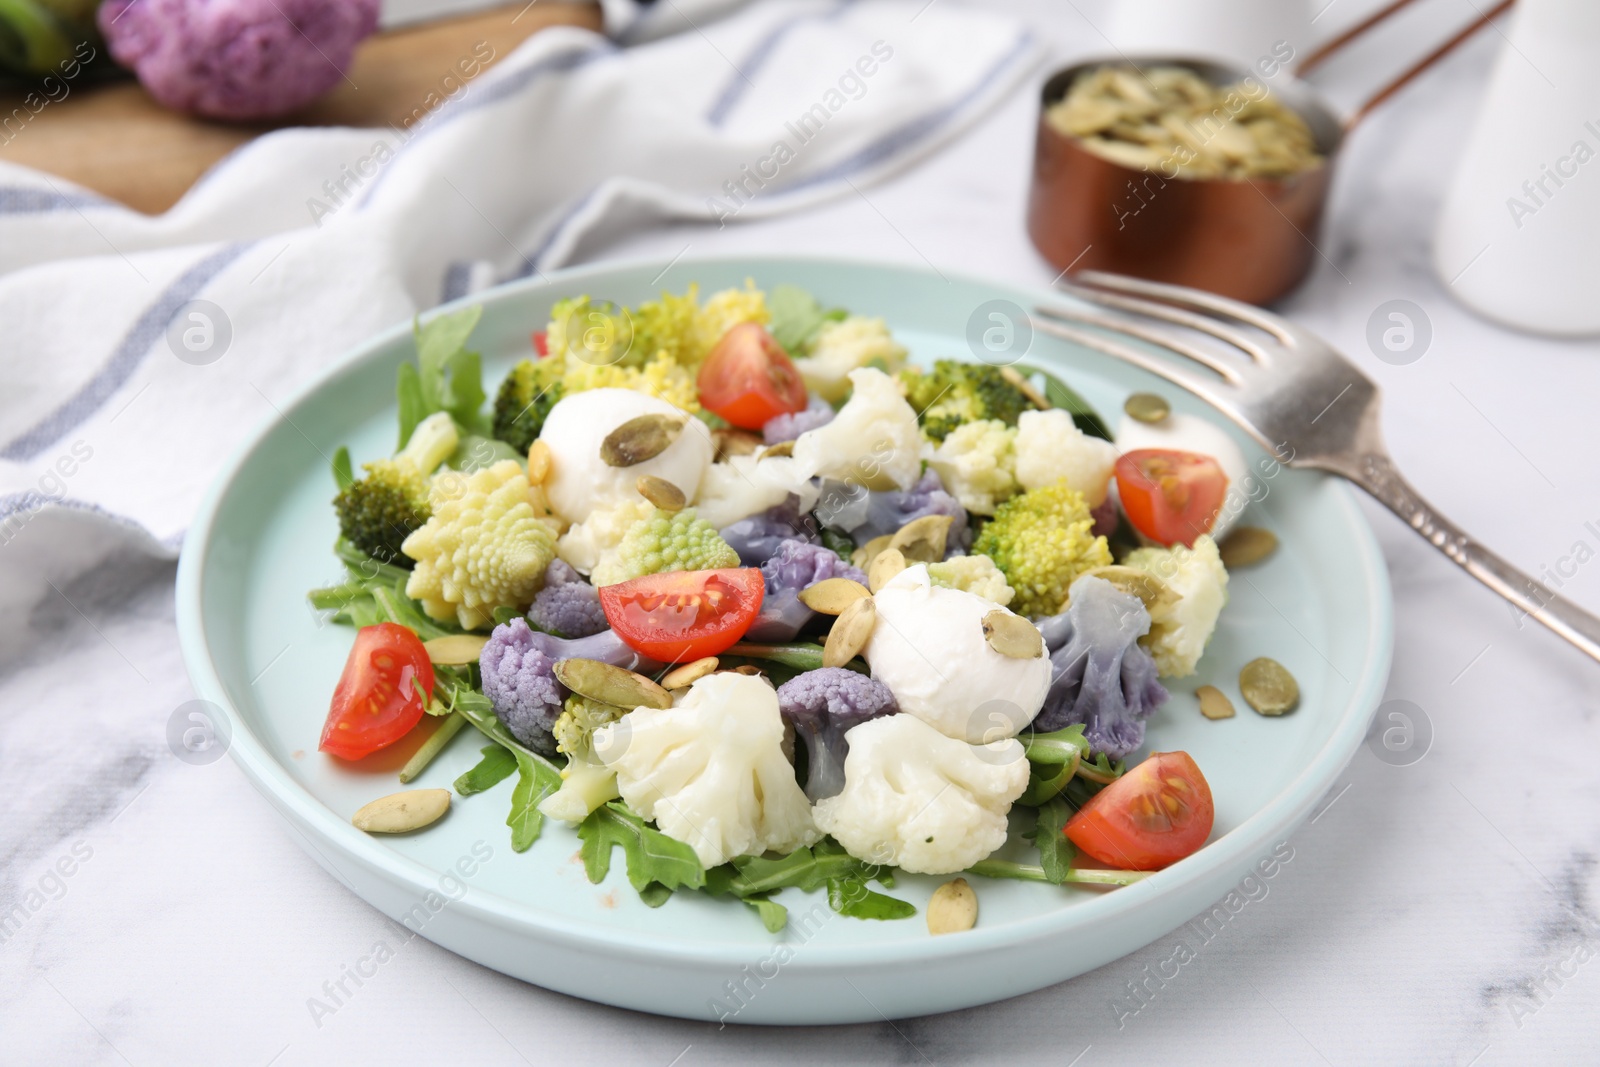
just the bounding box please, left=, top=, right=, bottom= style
left=1352, top=453, right=1600, bottom=664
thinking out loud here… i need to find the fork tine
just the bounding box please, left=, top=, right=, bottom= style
left=1072, top=271, right=1299, bottom=347
left=1034, top=303, right=1246, bottom=384
left=1056, top=277, right=1274, bottom=365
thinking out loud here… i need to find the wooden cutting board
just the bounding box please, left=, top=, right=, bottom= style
left=0, top=2, right=602, bottom=215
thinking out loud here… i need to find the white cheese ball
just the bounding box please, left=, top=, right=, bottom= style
left=541, top=389, right=713, bottom=525
left=1014, top=408, right=1119, bottom=505
left=863, top=565, right=1052, bottom=743
left=1115, top=411, right=1250, bottom=540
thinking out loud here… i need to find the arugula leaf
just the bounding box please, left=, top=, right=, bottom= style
left=396, top=362, right=428, bottom=450
left=828, top=875, right=916, bottom=920
left=578, top=802, right=707, bottom=895
left=702, top=838, right=914, bottom=928
left=399, top=305, right=489, bottom=446
left=1013, top=363, right=1113, bottom=441
left=767, top=284, right=845, bottom=356
left=1033, top=798, right=1077, bottom=885
left=1021, top=724, right=1089, bottom=765
left=1019, top=758, right=1075, bottom=807
left=637, top=882, right=674, bottom=908
left=507, top=751, right=560, bottom=852
left=454, top=744, right=518, bottom=796
left=331, top=446, right=354, bottom=491
left=742, top=894, right=789, bottom=933
left=447, top=433, right=522, bottom=473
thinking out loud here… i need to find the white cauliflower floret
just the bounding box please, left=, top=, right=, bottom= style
left=402, top=460, right=560, bottom=630
left=864, top=565, right=1051, bottom=743
left=927, top=419, right=1018, bottom=516
left=813, top=714, right=1028, bottom=875
left=540, top=388, right=714, bottom=525
left=592, top=672, right=820, bottom=867
left=556, top=498, right=655, bottom=577
left=691, top=453, right=819, bottom=529
left=926, top=554, right=1015, bottom=607
left=1123, top=534, right=1229, bottom=677
left=1014, top=409, right=1119, bottom=506
left=791, top=367, right=921, bottom=492
left=793, top=316, right=907, bottom=402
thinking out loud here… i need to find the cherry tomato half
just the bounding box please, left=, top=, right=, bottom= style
left=696, top=322, right=809, bottom=430
left=599, top=568, right=765, bottom=662
left=1115, top=449, right=1229, bottom=547
left=532, top=330, right=549, bottom=358
left=319, top=622, right=435, bottom=760
left=1065, top=751, right=1214, bottom=871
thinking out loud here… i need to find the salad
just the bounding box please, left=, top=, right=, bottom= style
left=310, top=281, right=1286, bottom=935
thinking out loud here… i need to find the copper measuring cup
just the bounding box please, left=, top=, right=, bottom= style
left=1025, top=0, right=1515, bottom=305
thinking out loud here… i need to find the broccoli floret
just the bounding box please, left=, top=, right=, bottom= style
left=552, top=692, right=627, bottom=756
left=972, top=480, right=1113, bottom=618
left=926, top=553, right=1014, bottom=606
left=776, top=668, right=899, bottom=801
left=491, top=358, right=565, bottom=454
left=747, top=538, right=869, bottom=643
left=899, top=360, right=1031, bottom=442
left=528, top=559, right=608, bottom=638
left=589, top=507, right=740, bottom=587
left=333, top=411, right=459, bottom=565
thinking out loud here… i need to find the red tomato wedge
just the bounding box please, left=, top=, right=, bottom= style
left=532, top=330, right=549, bottom=358
left=319, top=622, right=435, bottom=760
left=697, top=322, right=809, bottom=430
left=1065, top=751, right=1214, bottom=870
left=1115, top=449, right=1229, bottom=547
left=599, top=568, right=765, bottom=662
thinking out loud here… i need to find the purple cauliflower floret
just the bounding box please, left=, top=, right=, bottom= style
left=746, top=539, right=869, bottom=643
left=528, top=559, right=607, bottom=638
left=99, top=0, right=381, bottom=121
left=1090, top=496, right=1119, bottom=539
left=480, top=619, right=661, bottom=755
left=1033, top=575, right=1168, bottom=760
left=776, top=668, right=898, bottom=800
left=813, top=469, right=972, bottom=553
left=719, top=496, right=820, bottom=567
left=762, top=395, right=835, bottom=444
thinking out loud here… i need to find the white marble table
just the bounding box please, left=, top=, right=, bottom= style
left=5, top=2, right=1599, bottom=1064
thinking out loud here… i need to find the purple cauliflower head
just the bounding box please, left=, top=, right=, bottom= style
left=719, top=496, right=820, bottom=567
left=762, top=395, right=835, bottom=444
left=1033, top=575, right=1168, bottom=759
left=813, top=469, right=971, bottom=553
left=745, top=539, right=868, bottom=643
left=529, top=559, right=608, bottom=639
left=777, top=668, right=898, bottom=800
left=99, top=0, right=381, bottom=121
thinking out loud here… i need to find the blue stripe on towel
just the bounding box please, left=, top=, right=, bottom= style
left=705, top=0, right=856, bottom=128
left=0, top=241, right=255, bottom=462
left=0, top=186, right=109, bottom=216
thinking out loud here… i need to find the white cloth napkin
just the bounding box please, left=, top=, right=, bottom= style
left=0, top=0, right=1040, bottom=621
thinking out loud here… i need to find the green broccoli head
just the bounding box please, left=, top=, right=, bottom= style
left=492, top=358, right=565, bottom=454
left=334, top=459, right=430, bottom=566
left=553, top=693, right=628, bottom=757
left=899, top=360, right=1032, bottom=442
left=590, top=507, right=741, bottom=587
left=972, top=480, right=1112, bottom=617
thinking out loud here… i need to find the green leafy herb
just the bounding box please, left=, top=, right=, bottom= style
left=1020, top=724, right=1090, bottom=766
left=398, top=305, right=489, bottom=447
left=454, top=744, right=518, bottom=795
left=331, top=446, right=354, bottom=491
left=507, top=752, right=560, bottom=852
left=578, top=802, right=707, bottom=897
left=966, top=858, right=1148, bottom=887
left=828, top=875, right=917, bottom=920
left=1033, top=797, right=1076, bottom=884
left=447, top=433, right=523, bottom=473
left=819, top=527, right=856, bottom=563
left=767, top=284, right=845, bottom=356
left=726, top=642, right=868, bottom=674
left=1013, top=363, right=1113, bottom=441
left=741, top=894, right=789, bottom=933
left=701, top=838, right=912, bottom=929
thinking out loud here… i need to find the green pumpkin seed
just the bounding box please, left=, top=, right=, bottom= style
left=823, top=596, right=876, bottom=668
left=981, top=610, right=1044, bottom=659
left=553, top=658, right=673, bottom=710
left=1195, top=684, right=1236, bottom=720
left=1239, top=658, right=1298, bottom=716
left=600, top=414, right=685, bottom=468
left=352, top=789, right=450, bottom=833
left=867, top=548, right=908, bottom=593
left=1124, top=392, right=1171, bottom=424
left=889, top=514, right=953, bottom=564
left=1219, top=526, right=1279, bottom=569
left=636, top=474, right=686, bottom=511
left=852, top=534, right=893, bottom=571
left=660, top=657, right=717, bottom=690
left=799, top=577, right=872, bottom=615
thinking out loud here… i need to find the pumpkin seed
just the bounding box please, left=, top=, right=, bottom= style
left=731, top=664, right=764, bottom=676
left=713, top=428, right=763, bottom=460
left=600, top=414, right=685, bottom=468
left=1239, top=658, right=1298, bottom=716
left=352, top=789, right=450, bottom=834
left=423, top=633, right=490, bottom=666
left=852, top=534, right=893, bottom=571
left=760, top=440, right=796, bottom=459
left=636, top=474, right=686, bottom=511
left=1081, top=565, right=1178, bottom=610
left=553, top=658, right=673, bottom=710
left=823, top=596, right=876, bottom=668
left=889, top=514, right=953, bottom=564
left=981, top=610, right=1045, bottom=659
left=660, top=657, right=718, bottom=690
left=868, top=548, right=908, bottom=593
left=998, top=366, right=1050, bottom=410
left=525, top=439, right=552, bottom=484
left=1124, top=392, right=1171, bottom=424
left=927, top=878, right=978, bottom=935
left=1195, top=684, right=1236, bottom=720
left=799, top=577, right=871, bottom=615
left=1219, top=526, right=1279, bottom=569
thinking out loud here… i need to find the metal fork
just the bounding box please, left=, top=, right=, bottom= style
left=1033, top=271, right=1600, bottom=666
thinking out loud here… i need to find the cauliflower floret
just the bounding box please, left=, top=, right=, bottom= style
left=691, top=452, right=818, bottom=530
left=926, top=554, right=1015, bottom=606
left=1014, top=409, right=1119, bottom=506
left=812, top=714, right=1028, bottom=874
left=1123, top=534, right=1229, bottom=677
left=791, top=368, right=922, bottom=492
left=556, top=498, right=655, bottom=577
left=927, top=418, right=1018, bottom=516
left=588, top=507, right=740, bottom=587
left=540, top=388, right=714, bottom=524
left=593, top=672, right=820, bottom=867
left=793, top=316, right=907, bottom=402
left=402, top=460, right=559, bottom=630
left=864, top=565, right=1051, bottom=743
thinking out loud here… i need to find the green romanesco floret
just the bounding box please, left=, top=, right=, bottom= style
left=589, top=506, right=740, bottom=587
left=553, top=693, right=628, bottom=757
left=333, top=412, right=459, bottom=565
left=899, top=360, right=1032, bottom=442
left=401, top=459, right=560, bottom=630
left=973, top=480, right=1113, bottom=617
left=491, top=358, right=565, bottom=453
left=926, top=553, right=1016, bottom=607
